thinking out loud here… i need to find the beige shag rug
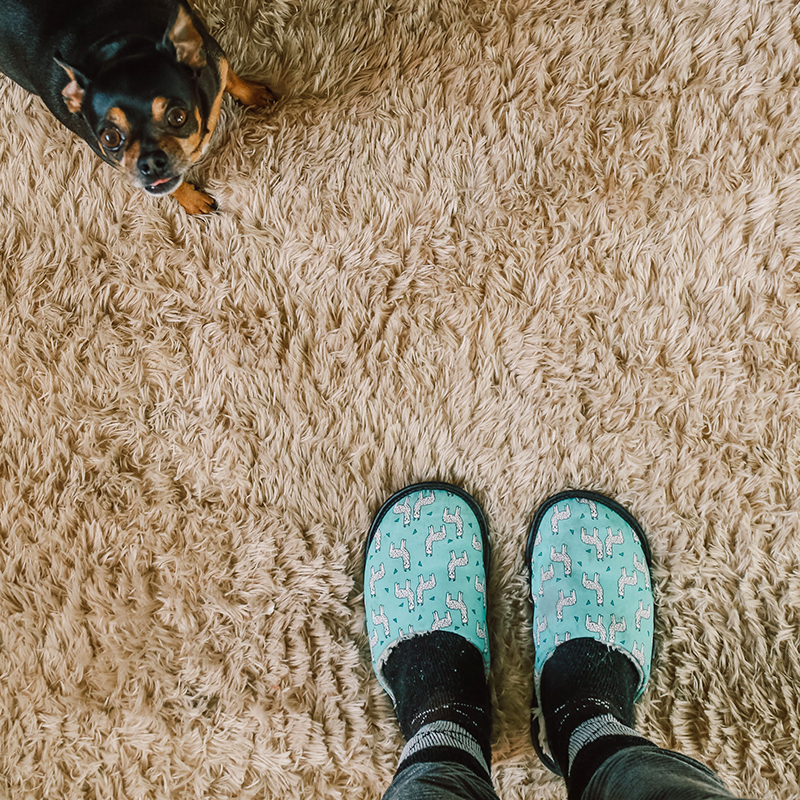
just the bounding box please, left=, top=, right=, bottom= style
left=1, top=0, right=800, bottom=797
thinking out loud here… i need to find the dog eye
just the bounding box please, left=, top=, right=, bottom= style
left=167, top=107, right=187, bottom=127
left=101, top=128, right=123, bottom=150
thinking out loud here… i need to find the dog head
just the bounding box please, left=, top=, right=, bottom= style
left=57, top=6, right=220, bottom=196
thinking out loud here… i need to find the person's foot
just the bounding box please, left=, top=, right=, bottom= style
left=527, top=491, right=655, bottom=796
left=365, top=482, right=493, bottom=777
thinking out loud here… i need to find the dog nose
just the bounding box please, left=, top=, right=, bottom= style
left=138, top=150, right=169, bottom=178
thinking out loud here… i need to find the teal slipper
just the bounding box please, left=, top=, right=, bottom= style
left=364, top=482, right=491, bottom=700
left=526, top=490, right=655, bottom=774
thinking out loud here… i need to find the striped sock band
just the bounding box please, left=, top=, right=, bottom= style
left=568, top=714, right=641, bottom=773
left=398, top=720, right=491, bottom=778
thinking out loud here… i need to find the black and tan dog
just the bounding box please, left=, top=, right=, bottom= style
left=0, top=0, right=273, bottom=213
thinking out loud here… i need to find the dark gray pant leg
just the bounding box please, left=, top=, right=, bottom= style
left=583, top=746, right=753, bottom=800
left=382, top=761, right=499, bottom=800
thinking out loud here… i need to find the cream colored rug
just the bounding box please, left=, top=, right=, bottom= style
left=1, top=0, right=799, bottom=797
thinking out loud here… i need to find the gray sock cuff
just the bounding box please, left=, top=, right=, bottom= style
left=568, top=714, right=640, bottom=773
left=398, top=720, right=491, bottom=777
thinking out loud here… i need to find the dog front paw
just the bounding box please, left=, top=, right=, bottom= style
left=172, top=182, right=218, bottom=215
left=245, top=82, right=276, bottom=108
left=226, top=70, right=276, bottom=108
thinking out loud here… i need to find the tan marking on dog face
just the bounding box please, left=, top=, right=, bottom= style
left=119, top=139, right=141, bottom=180
left=156, top=107, right=203, bottom=168
left=188, top=57, right=228, bottom=163
left=152, top=97, right=169, bottom=123
left=186, top=107, right=204, bottom=156
left=105, top=107, right=131, bottom=137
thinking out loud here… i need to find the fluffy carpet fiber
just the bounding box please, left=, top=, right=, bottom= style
left=1, top=0, right=799, bottom=797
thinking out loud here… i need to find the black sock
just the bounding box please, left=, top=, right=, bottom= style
left=382, top=630, right=492, bottom=777
left=540, top=638, right=654, bottom=799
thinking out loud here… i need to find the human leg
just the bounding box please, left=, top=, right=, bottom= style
left=581, top=745, right=748, bottom=800
left=365, top=483, right=498, bottom=800
left=529, top=491, right=750, bottom=800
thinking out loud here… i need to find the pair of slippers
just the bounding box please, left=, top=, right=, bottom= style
left=364, top=481, right=655, bottom=774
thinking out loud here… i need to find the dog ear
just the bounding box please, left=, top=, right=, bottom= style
left=55, top=57, right=88, bottom=114
left=162, top=5, right=207, bottom=70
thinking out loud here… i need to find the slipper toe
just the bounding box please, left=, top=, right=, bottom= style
left=528, top=491, right=654, bottom=697
left=526, top=490, right=656, bottom=774
left=364, top=482, right=491, bottom=698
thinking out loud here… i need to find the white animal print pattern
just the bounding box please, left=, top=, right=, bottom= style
left=529, top=495, right=655, bottom=698
left=365, top=486, right=490, bottom=692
